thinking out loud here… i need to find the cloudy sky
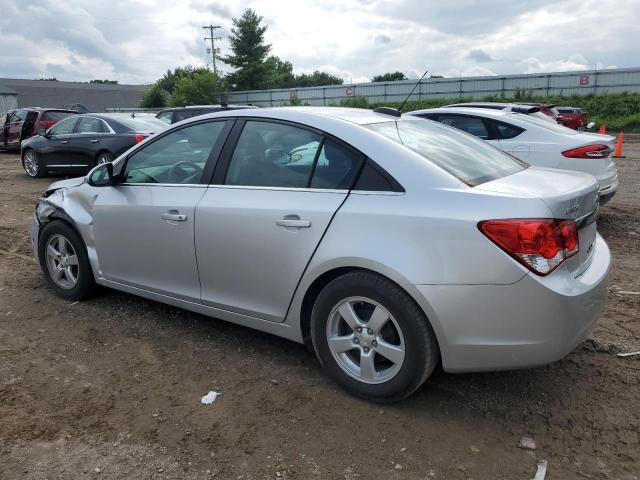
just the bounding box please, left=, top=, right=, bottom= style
left=1, top=0, right=637, bottom=85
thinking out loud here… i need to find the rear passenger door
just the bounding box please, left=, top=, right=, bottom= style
left=195, top=119, right=364, bottom=322
left=6, top=109, right=28, bottom=148
left=72, top=117, right=112, bottom=167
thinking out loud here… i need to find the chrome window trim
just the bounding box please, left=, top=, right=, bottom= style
left=211, top=184, right=349, bottom=194
left=118, top=183, right=208, bottom=188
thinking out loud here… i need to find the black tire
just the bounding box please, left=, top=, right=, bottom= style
left=311, top=271, right=439, bottom=403
left=38, top=220, right=96, bottom=301
left=95, top=152, right=114, bottom=166
left=22, top=149, right=45, bottom=178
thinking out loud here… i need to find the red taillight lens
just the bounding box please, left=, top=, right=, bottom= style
left=479, top=219, right=579, bottom=276
left=134, top=134, right=146, bottom=144
left=562, top=144, right=611, bottom=158
left=39, top=120, right=55, bottom=129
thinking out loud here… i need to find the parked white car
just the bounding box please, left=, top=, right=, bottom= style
left=408, top=107, right=618, bottom=204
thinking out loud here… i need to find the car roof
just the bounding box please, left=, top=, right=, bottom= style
left=16, top=107, right=77, bottom=112
left=161, top=105, right=255, bottom=111
left=408, top=106, right=514, bottom=119
left=194, top=106, right=409, bottom=126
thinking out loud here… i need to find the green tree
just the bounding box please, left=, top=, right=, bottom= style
left=293, top=70, right=343, bottom=87
left=223, top=9, right=271, bottom=90
left=139, top=83, right=169, bottom=108
left=157, top=66, right=209, bottom=94
left=263, top=56, right=295, bottom=88
left=170, top=70, right=226, bottom=107
left=371, top=71, right=407, bottom=82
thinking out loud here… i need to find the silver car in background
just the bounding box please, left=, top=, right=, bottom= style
left=30, top=107, right=610, bottom=402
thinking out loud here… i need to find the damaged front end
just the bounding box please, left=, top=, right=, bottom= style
left=30, top=177, right=100, bottom=276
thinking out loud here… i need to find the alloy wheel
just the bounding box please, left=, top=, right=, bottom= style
left=326, top=296, right=405, bottom=384
left=24, top=151, right=39, bottom=177
left=45, top=234, right=79, bottom=289
left=96, top=153, right=112, bottom=165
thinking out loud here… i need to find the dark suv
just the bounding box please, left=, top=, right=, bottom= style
left=1, top=107, right=77, bottom=151
left=156, top=104, right=256, bottom=125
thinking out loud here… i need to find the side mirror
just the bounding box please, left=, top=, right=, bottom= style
left=38, top=129, right=47, bottom=137
left=586, top=122, right=596, bottom=130
left=266, top=147, right=290, bottom=165
left=88, top=162, right=117, bottom=187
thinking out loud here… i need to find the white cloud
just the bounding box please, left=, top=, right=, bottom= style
left=0, top=0, right=637, bottom=84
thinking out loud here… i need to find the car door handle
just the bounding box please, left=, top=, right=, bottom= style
left=60, top=140, right=69, bottom=144
left=276, top=217, right=311, bottom=228
left=91, top=139, right=99, bottom=143
left=161, top=212, right=187, bottom=222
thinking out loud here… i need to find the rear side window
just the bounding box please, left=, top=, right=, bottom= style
left=489, top=120, right=524, bottom=140
left=41, top=111, right=73, bottom=123
left=367, top=120, right=526, bottom=186
left=157, top=111, right=173, bottom=124
left=225, top=121, right=322, bottom=188
left=77, top=117, right=106, bottom=134
left=437, top=114, right=489, bottom=139
left=310, top=140, right=363, bottom=189
left=13, top=110, right=29, bottom=122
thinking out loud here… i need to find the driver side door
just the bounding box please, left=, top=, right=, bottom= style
left=92, top=119, right=232, bottom=300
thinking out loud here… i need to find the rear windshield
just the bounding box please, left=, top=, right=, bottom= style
left=112, top=115, right=168, bottom=133
left=515, top=113, right=580, bottom=135
left=42, top=111, right=74, bottom=122
left=366, top=119, right=526, bottom=186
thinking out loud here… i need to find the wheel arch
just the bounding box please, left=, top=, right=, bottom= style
left=296, top=265, right=445, bottom=363
left=94, top=149, right=115, bottom=163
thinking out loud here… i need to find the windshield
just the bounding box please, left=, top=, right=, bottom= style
left=367, top=119, right=526, bottom=185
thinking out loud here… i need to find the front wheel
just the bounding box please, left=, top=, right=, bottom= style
left=311, top=271, right=439, bottom=403
left=38, top=221, right=96, bottom=301
left=23, top=149, right=45, bottom=178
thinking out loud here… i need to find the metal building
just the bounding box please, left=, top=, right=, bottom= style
left=0, top=84, right=19, bottom=116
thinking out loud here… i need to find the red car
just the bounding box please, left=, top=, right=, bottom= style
left=1, top=107, right=77, bottom=151
left=556, top=106, right=588, bottom=130
left=521, top=103, right=565, bottom=124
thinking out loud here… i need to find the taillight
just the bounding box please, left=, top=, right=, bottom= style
left=562, top=144, right=611, bottom=158
left=39, top=120, right=55, bottom=129
left=134, top=134, right=146, bottom=144
left=479, top=219, right=579, bottom=276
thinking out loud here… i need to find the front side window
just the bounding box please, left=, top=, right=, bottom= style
left=225, top=121, right=321, bottom=188
left=123, top=121, right=226, bottom=184
left=77, top=117, right=106, bottom=134
left=13, top=109, right=29, bottom=122
left=49, top=117, right=78, bottom=136
left=174, top=109, right=199, bottom=122
left=367, top=119, right=526, bottom=186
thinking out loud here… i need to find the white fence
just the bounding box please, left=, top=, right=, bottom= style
left=224, top=67, right=640, bottom=107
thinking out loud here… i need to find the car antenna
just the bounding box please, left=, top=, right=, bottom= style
left=398, top=68, right=429, bottom=113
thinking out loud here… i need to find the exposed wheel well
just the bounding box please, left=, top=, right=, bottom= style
left=299, top=267, right=441, bottom=361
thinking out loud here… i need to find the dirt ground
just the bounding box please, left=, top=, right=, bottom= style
left=0, top=138, right=638, bottom=480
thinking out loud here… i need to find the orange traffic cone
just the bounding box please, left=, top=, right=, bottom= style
left=613, top=132, right=625, bottom=158
left=599, top=124, right=606, bottom=134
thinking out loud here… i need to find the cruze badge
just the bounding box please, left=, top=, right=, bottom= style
left=565, top=204, right=580, bottom=215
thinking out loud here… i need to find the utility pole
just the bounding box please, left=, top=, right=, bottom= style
left=202, top=25, right=222, bottom=75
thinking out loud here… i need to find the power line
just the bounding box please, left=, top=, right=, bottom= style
left=202, top=25, right=222, bottom=75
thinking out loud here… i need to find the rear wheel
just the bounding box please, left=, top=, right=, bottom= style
left=23, top=149, right=44, bottom=178
left=95, top=152, right=114, bottom=165
left=38, top=221, right=95, bottom=301
left=310, top=271, right=439, bottom=403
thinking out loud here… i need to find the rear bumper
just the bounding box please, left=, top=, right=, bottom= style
left=598, top=173, right=618, bottom=205
left=410, top=233, right=610, bottom=372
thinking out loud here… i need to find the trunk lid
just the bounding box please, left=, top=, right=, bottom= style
left=476, top=166, right=600, bottom=277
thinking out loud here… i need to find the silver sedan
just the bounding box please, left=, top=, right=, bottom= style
left=30, top=107, right=610, bottom=402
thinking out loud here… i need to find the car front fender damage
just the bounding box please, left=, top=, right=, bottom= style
left=34, top=185, right=101, bottom=279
